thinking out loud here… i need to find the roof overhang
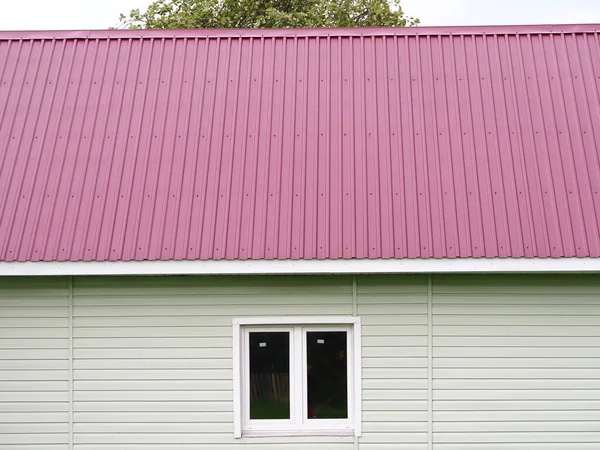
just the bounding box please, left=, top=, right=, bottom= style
left=1, top=257, right=600, bottom=276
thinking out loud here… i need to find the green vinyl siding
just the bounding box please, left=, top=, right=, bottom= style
left=1, top=274, right=600, bottom=449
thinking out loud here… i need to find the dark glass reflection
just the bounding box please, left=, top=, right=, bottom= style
left=307, top=331, right=348, bottom=419
left=249, top=331, right=290, bottom=419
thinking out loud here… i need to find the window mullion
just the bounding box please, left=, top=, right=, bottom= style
left=292, top=327, right=304, bottom=427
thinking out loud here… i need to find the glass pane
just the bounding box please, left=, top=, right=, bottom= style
left=249, top=331, right=290, bottom=420
left=306, top=331, right=348, bottom=419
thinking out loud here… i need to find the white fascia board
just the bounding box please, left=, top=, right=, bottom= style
left=1, top=257, right=600, bottom=276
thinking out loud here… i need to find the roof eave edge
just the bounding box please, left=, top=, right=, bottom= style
left=1, top=257, right=600, bottom=276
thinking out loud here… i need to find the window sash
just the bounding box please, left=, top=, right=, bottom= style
left=302, top=326, right=353, bottom=425
left=242, top=327, right=294, bottom=426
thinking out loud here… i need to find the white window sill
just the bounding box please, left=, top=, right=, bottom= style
left=241, top=429, right=356, bottom=438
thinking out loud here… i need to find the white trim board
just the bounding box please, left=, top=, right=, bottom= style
left=1, top=257, right=600, bottom=276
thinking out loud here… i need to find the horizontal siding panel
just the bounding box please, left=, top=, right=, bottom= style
left=0, top=360, right=67, bottom=370
left=434, top=368, right=600, bottom=379
left=363, top=400, right=427, bottom=411
left=363, top=410, right=428, bottom=422
left=75, top=304, right=351, bottom=316
left=0, top=327, right=69, bottom=338
left=433, top=325, right=600, bottom=336
left=74, top=327, right=232, bottom=338
left=357, top=294, right=428, bottom=305
left=363, top=347, right=428, bottom=358
left=0, top=278, right=69, bottom=295
left=363, top=410, right=427, bottom=422
left=0, top=338, right=68, bottom=348
left=359, top=446, right=427, bottom=450
left=433, top=336, right=600, bottom=347
left=0, top=306, right=68, bottom=317
left=363, top=336, right=427, bottom=347
left=363, top=390, right=428, bottom=401
left=434, top=294, right=600, bottom=305
left=0, top=380, right=68, bottom=391
left=0, top=412, right=68, bottom=422
left=75, top=391, right=230, bottom=402
left=75, top=294, right=352, bottom=306
left=432, top=276, right=600, bottom=294
left=74, top=358, right=232, bottom=370
left=0, top=318, right=67, bottom=327
left=0, top=391, right=67, bottom=402
left=432, top=445, right=600, bottom=450
left=362, top=357, right=427, bottom=368
left=74, top=422, right=232, bottom=433
left=434, top=432, right=600, bottom=443
left=74, top=337, right=232, bottom=348
left=0, top=423, right=68, bottom=433
left=362, top=422, right=428, bottom=432
left=73, top=369, right=232, bottom=380
left=364, top=378, right=428, bottom=390
left=73, top=380, right=230, bottom=391
left=74, top=412, right=232, bottom=423
left=362, top=325, right=428, bottom=336
left=434, top=410, right=600, bottom=421
left=434, top=379, right=600, bottom=390
left=0, top=349, right=68, bottom=359
left=363, top=368, right=427, bottom=380
left=74, top=276, right=353, bottom=294
left=358, top=432, right=427, bottom=443
left=434, top=305, right=600, bottom=315
left=356, top=276, right=429, bottom=294
left=434, top=400, right=600, bottom=411
left=0, top=370, right=68, bottom=381
left=74, top=348, right=231, bottom=359
left=434, top=315, right=600, bottom=326
left=74, top=436, right=352, bottom=445
left=433, top=347, right=600, bottom=358
left=73, top=446, right=352, bottom=450
left=361, top=315, right=429, bottom=325
left=434, top=390, right=600, bottom=400
left=0, top=298, right=69, bottom=306
left=0, top=402, right=68, bottom=412
left=74, top=401, right=232, bottom=412
left=0, top=434, right=68, bottom=444
left=358, top=304, right=428, bottom=315
left=434, top=421, right=600, bottom=432
left=75, top=434, right=339, bottom=444
left=74, top=317, right=236, bottom=327
left=433, top=357, right=600, bottom=368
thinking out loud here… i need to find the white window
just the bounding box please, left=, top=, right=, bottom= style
left=232, top=316, right=362, bottom=438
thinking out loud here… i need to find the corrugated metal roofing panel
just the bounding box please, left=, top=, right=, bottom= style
left=1, top=25, right=600, bottom=262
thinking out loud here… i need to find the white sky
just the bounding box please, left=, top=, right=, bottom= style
left=0, top=0, right=599, bottom=30
left=403, top=0, right=600, bottom=26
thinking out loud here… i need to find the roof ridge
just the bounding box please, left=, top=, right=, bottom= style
left=0, top=23, right=599, bottom=40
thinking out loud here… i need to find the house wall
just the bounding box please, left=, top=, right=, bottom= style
left=0, top=274, right=599, bottom=450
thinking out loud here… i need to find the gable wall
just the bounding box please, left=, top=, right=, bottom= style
left=1, top=274, right=599, bottom=449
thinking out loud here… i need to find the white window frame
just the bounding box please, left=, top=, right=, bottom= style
left=232, top=316, right=362, bottom=438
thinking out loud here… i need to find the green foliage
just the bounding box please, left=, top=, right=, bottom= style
left=117, top=0, right=418, bottom=29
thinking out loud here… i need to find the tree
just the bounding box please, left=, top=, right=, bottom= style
left=117, top=0, right=418, bottom=29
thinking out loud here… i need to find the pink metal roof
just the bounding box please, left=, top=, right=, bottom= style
left=1, top=24, right=600, bottom=262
